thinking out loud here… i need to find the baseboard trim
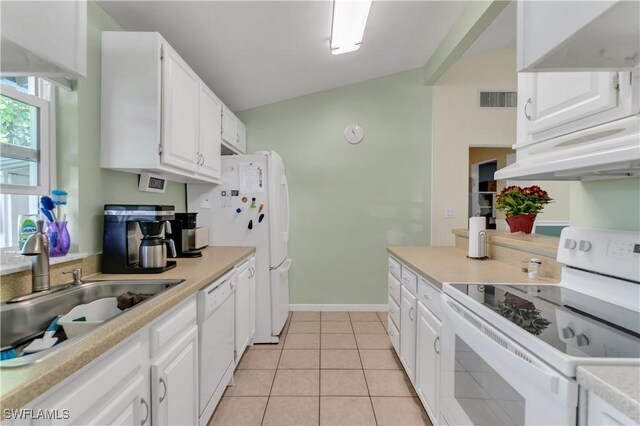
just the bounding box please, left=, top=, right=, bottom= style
left=289, top=304, right=387, bottom=312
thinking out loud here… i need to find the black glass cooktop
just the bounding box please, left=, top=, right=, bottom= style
left=448, top=283, right=640, bottom=358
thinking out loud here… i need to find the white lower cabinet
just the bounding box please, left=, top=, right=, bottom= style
left=585, top=392, right=636, bottom=426
left=30, top=334, right=150, bottom=426
left=151, top=326, right=199, bottom=426
left=400, top=286, right=417, bottom=384
left=416, top=302, right=441, bottom=424
left=235, top=258, right=252, bottom=360
left=388, top=255, right=442, bottom=425
left=249, top=256, right=256, bottom=339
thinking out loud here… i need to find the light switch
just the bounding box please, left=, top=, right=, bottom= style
left=445, top=208, right=456, bottom=218
left=200, top=193, right=212, bottom=209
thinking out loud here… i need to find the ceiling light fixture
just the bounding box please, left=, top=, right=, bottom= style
left=330, top=0, right=372, bottom=55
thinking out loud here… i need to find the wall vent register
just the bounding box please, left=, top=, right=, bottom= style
left=478, top=90, right=517, bottom=109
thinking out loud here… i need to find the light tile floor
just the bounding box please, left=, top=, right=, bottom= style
left=209, top=311, right=432, bottom=426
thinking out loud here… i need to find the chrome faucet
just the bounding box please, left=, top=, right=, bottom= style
left=20, top=219, right=50, bottom=292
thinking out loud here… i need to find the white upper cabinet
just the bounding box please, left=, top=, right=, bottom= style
left=101, top=32, right=226, bottom=184
left=517, top=71, right=632, bottom=146
left=518, top=1, right=640, bottom=72
left=198, top=83, right=223, bottom=180
left=221, top=105, right=247, bottom=154
left=161, top=44, right=200, bottom=172
left=0, top=0, right=87, bottom=78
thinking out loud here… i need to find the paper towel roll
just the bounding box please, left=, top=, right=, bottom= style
left=468, top=216, right=486, bottom=258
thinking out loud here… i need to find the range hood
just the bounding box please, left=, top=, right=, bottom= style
left=495, top=115, right=640, bottom=181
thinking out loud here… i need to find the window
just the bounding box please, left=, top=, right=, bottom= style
left=0, top=77, right=55, bottom=248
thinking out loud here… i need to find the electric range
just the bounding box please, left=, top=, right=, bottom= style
left=439, top=227, right=640, bottom=426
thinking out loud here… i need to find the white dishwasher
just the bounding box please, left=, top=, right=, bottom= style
left=198, top=268, right=236, bottom=425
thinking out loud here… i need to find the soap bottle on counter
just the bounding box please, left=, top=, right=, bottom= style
left=17, top=214, right=39, bottom=250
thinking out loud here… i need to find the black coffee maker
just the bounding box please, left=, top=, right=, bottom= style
left=102, top=204, right=177, bottom=273
left=166, top=213, right=202, bottom=258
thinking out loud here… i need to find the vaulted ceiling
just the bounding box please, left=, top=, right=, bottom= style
left=97, top=1, right=467, bottom=111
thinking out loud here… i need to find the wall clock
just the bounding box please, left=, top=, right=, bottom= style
left=344, top=124, right=365, bottom=144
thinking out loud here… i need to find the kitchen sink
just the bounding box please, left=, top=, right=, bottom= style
left=0, top=279, right=184, bottom=367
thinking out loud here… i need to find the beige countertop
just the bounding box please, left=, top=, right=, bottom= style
left=577, top=365, right=640, bottom=423
left=0, top=246, right=255, bottom=413
left=387, top=246, right=558, bottom=287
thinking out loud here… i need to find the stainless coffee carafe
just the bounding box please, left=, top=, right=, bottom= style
left=138, top=221, right=177, bottom=269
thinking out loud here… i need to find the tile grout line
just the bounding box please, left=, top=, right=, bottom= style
left=260, top=317, right=288, bottom=426
left=354, top=313, right=380, bottom=426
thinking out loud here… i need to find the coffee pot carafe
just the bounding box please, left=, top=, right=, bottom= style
left=138, top=221, right=177, bottom=269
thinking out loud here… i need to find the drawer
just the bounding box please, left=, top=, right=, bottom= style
left=150, top=296, right=197, bottom=357
left=401, top=266, right=418, bottom=295
left=388, top=273, right=401, bottom=304
left=388, top=257, right=401, bottom=280
left=388, top=317, right=400, bottom=355
left=418, top=276, right=441, bottom=320
left=388, top=295, right=400, bottom=330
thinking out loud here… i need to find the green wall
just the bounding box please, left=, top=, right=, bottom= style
left=570, top=178, right=640, bottom=231
left=57, top=3, right=185, bottom=254
left=238, top=69, right=432, bottom=305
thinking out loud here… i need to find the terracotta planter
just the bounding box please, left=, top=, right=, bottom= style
left=506, top=214, right=537, bottom=234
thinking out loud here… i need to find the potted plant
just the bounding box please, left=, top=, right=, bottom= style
left=495, top=185, right=552, bottom=234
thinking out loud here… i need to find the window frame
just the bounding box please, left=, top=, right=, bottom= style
left=0, top=81, right=52, bottom=196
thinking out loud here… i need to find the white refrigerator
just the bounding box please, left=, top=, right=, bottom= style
left=187, top=151, right=290, bottom=343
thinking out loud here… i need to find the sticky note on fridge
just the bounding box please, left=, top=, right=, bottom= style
left=259, top=214, right=265, bottom=223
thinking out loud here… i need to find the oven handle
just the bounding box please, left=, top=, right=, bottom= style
left=443, top=296, right=575, bottom=405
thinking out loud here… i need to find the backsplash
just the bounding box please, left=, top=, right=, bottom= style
left=453, top=229, right=563, bottom=280
left=0, top=254, right=102, bottom=302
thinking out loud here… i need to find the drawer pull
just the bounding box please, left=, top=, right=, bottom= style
left=159, top=377, right=167, bottom=403
left=423, top=294, right=431, bottom=300
left=409, top=307, right=415, bottom=321
left=434, top=336, right=440, bottom=355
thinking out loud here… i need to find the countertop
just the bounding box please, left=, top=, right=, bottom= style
left=577, top=365, right=640, bottom=423
left=0, top=246, right=255, bottom=413
left=386, top=246, right=558, bottom=288
left=453, top=229, right=559, bottom=257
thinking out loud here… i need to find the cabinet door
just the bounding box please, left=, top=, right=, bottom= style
left=235, top=260, right=251, bottom=359
left=221, top=105, right=237, bottom=147
left=151, top=325, right=199, bottom=426
left=198, top=84, right=222, bottom=179
left=249, top=256, right=256, bottom=339
left=400, top=286, right=417, bottom=384
left=236, top=120, right=247, bottom=154
left=161, top=43, right=199, bottom=172
left=520, top=71, right=619, bottom=138
left=416, top=303, right=441, bottom=424
left=87, top=374, right=149, bottom=426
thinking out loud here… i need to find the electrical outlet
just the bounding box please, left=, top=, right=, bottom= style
left=200, top=193, right=212, bottom=209
left=445, top=208, right=456, bottom=218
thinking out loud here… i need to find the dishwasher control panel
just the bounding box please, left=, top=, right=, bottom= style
left=199, top=269, right=236, bottom=319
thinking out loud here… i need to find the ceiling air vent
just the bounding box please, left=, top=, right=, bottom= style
left=478, top=90, right=517, bottom=109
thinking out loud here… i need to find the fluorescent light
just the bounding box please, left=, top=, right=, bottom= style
left=330, top=0, right=372, bottom=55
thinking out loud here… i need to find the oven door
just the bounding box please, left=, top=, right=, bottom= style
left=440, top=294, right=578, bottom=426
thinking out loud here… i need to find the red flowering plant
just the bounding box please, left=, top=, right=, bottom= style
left=495, top=185, right=552, bottom=217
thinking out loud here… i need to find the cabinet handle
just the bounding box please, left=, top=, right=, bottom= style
left=423, top=293, right=431, bottom=301
left=389, top=330, right=394, bottom=337
left=433, top=336, right=440, bottom=355
left=409, top=307, right=415, bottom=321
left=159, top=377, right=167, bottom=403
left=140, top=398, right=149, bottom=425
left=524, top=98, right=532, bottom=121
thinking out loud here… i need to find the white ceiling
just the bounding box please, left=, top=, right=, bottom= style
left=97, top=1, right=466, bottom=111
left=465, top=1, right=516, bottom=56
